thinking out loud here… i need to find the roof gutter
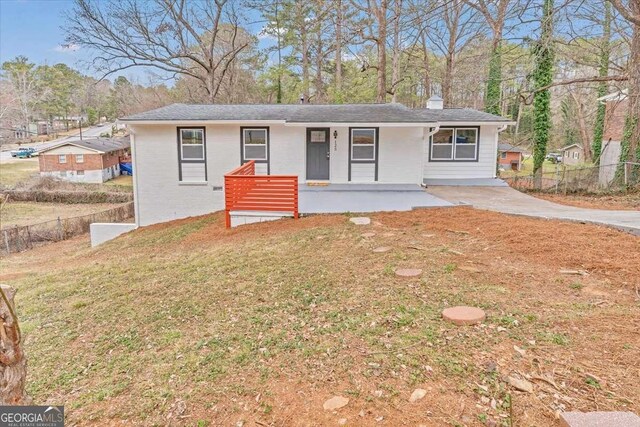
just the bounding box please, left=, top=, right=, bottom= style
left=283, top=121, right=438, bottom=128
left=437, top=121, right=516, bottom=127
left=118, top=119, right=287, bottom=126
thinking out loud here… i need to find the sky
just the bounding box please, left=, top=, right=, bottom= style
left=0, top=0, right=273, bottom=84
left=0, top=1, right=89, bottom=67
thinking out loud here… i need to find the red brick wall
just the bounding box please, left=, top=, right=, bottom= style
left=498, top=151, right=522, bottom=166
left=603, top=99, right=628, bottom=141
left=39, top=149, right=126, bottom=172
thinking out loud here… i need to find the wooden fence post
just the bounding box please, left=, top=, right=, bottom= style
left=0, top=284, right=32, bottom=405
left=57, top=217, right=63, bottom=241
left=26, top=226, right=32, bottom=250
left=3, top=230, right=9, bottom=254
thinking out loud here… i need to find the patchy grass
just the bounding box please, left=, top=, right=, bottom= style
left=0, top=201, right=123, bottom=227
left=0, top=159, right=39, bottom=188
left=2, top=207, right=639, bottom=426
left=104, top=175, right=133, bottom=187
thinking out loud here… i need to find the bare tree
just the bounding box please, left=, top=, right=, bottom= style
left=65, top=0, right=251, bottom=103
left=352, top=0, right=391, bottom=103
left=464, top=0, right=516, bottom=114
left=609, top=0, right=640, bottom=165
left=390, top=0, right=404, bottom=102
left=427, top=0, right=481, bottom=106
left=1, top=57, right=46, bottom=139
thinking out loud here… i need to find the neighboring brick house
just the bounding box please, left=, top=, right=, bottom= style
left=38, top=137, right=130, bottom=183
left=560, top=144, right=584, bottom=165
left=497, top=143, right=525, bottom=171
left=597, top=90, right=628, bottom=184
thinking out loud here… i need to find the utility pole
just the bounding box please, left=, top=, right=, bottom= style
left=79, top=117, right=83, bottom=141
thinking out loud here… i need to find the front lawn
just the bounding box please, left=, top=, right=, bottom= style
left=2, top=208, right=638, bottom=426
left=0, top=201, right=125, bottom=227
left=0, top=159, right=39, bottom=188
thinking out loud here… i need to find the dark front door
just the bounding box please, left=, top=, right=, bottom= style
left=306, top=128, right=330, bottom=180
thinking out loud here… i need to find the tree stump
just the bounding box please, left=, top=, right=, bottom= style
left=0, top=284, right=31, bottom=405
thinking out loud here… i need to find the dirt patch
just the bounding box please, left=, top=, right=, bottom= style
left=2, top=207, right=639, bottom=426
left=531, top=192, right=640, bottom=210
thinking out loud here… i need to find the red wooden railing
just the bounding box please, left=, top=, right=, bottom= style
left=224, top=161, right=299, bottom=228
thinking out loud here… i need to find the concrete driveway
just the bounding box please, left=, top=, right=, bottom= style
left=426, top=185, right=640, bottom=235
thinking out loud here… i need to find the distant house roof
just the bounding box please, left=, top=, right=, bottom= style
left=119, top=103, right=514, bottom=125
left=39, top=136, right=130, bottom=154
left=559, top=144, right=583, bottom=151
left=498, top=143, right=525, bottom=153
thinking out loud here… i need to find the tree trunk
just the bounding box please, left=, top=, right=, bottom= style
left=421, top=32, right=431, bottom=103
left=373, top=0, right=388, bottom=103
left=485, top=36, right=503, bottom=115
left=391, top=0, right=402, bottom=103
left=611, top=0, right=640, bottom=178
left=315, top=37, right=325, bottom=103
left=570, top=91, right=592, bottom=162
left=334, top=0, right=343, bottom=101
left=623, top=1, right=640, bottom=164
left=443, top=53, right=454, bottom=106
left=592, top=1, right=611, bottom=164
left=0, top=285, right=31, bottom=405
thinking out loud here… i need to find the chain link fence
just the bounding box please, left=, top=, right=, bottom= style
left=503, top=162, right=640, bottom=193
left=1, top=202, right=134, bottom=255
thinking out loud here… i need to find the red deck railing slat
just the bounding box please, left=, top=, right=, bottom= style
left=224, top=160, right=299, bottom=228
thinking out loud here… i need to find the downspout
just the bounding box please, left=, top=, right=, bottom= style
left=128, top=126, right=141, bottom=227
left=421, top=124, right=440, bottom=187
left=495, top=124, right=509, bottom=178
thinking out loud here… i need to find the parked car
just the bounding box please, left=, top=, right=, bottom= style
left=10, top=147, right=36, bottom=158
left=545, top=153, right=562, bottom=163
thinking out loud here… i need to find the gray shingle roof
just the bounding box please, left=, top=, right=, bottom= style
left=415, top=108, right=513, bottom=123
left=498, top=143, right=526, bottom=152
left=121, top=103, right=435, bottom=123
left=41, top=136, right=130, bottom=154
left=121, top=103, right=514, bottom=124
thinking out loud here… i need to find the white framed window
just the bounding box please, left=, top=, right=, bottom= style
left=177, top=127, right=206, bottom=182
left=430, top=128, right=479, bottom=161
left=351, top=128, right=376, bottom=161
left=58, top=154, right=67, bottom=164
left=76, top=154, right=84, bottom=163
left=242, top=128, right=268, bottom=161
left=430, top=129, right=454, bottom=160
left=179, top=128, right=205, bottom=160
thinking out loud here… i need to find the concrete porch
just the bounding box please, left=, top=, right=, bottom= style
left=299, top=184, right=452, bottom=214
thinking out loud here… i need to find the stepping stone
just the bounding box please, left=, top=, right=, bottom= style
left=361, top=232, right=376, bottom=238
left=323, top=396, right=349, bottom=411
left=395, top=268, right=422, bottom=278
left=560, top=412, right=640, bottom=427
left=409, top=388, right=427, bottom=403
left=442, top=306, right=486, bottom=326
left=350, top=217, right=370, bottom=225
left=372, top=246, right=391, bottom=253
